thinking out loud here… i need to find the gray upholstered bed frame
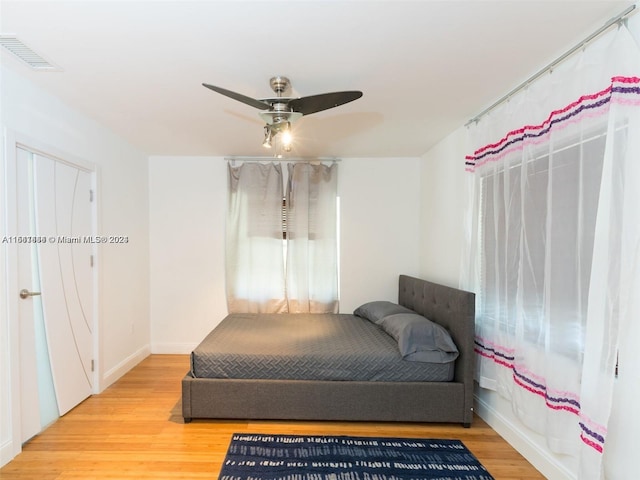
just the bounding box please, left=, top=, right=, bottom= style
left=182, top=275, right=476, bottom=426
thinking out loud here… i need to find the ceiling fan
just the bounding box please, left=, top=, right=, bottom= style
left=202, top=76, right=363, bottom=151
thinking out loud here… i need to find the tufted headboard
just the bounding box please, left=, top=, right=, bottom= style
left=398, top=275, right=476, bottom=412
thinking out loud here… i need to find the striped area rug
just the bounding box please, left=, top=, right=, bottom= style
left=219, top=433, right=494, bottom=480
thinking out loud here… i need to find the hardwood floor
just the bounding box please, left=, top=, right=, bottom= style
left=0, top=354, right=544, bottom=479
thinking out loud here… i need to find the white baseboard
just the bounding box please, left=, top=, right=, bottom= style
left=150, top=343, right=197, bottom=354
left=101, top=345, right=150, bottom=391
left=1, top=439, right=18, bottom=469
left=474, top=395, right=576, bottom=480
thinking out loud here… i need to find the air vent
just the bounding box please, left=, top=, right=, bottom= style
left=0, top=35, right=61, bottom=71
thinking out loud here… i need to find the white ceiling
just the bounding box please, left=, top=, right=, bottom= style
left=0, top=0, right=634, bottom=158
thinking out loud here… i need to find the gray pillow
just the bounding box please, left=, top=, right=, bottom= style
left=353, top=301, right=414, bottom=324
left=379, top=313, right=459, bottom=363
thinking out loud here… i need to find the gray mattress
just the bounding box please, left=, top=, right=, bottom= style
left=190, top=313, right=454, bottom=382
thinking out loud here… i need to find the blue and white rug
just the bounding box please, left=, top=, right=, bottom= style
left=219, top=433, right=495, bottom=480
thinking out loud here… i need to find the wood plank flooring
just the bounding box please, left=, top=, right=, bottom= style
left=0, top=354, right=544, bottom=479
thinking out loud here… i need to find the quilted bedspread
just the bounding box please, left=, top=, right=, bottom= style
left=190, top=313, right=454, bottom=382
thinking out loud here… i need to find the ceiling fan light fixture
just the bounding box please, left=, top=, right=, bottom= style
left=262, top=126, right=273, bottom=148
left=262, top=121, right=293, bottom=152
left=281, top=127, right=293, bottom=150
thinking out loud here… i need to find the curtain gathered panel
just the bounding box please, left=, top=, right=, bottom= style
left=461, top=26, right=640, bottom=479
left=286, top=163, right=339, bottom=313
left=226, top=162, right=287, bottom=313
left=226, top=161, right=339, bottom=315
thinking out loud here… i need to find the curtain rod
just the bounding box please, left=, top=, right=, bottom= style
left=466, top=4, right=636, bottom=126
left=225, top=156, right=341, bottom=163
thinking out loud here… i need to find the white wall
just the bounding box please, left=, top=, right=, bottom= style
left=148, top=156, right=227, bottom=353
left=339, top=157, right=421, bottom=312
left=0, top=110, right=9, bottom=465
left=0, top=65, right=150, bottom=465
left=148, top=156, right=422, bottom=352
left=419, top=128, right=468, bottom=288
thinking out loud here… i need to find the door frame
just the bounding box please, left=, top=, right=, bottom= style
left=2, top=128, right=100, bottom=460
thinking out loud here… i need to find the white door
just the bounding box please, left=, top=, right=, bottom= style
left=14, top=146, right=95, bottom=442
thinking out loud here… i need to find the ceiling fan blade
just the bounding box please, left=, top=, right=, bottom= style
left=288, top=91, right=363, bottom=115
left=202, top=83, right=272, bottom=110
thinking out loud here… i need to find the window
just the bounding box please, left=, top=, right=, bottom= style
left=464, top=30, right=640, bottom=469
left=226, top=161, right=339, bottom=314
left=479, top=130, right=606, bottom=357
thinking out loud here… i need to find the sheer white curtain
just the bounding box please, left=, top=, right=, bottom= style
left=286, top=162, right=339, bottom=313
left=226, top=162, right=287, bottom=313
left=462, top=26, right=640, bottom=479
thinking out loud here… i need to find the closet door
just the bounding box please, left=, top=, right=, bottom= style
left=16, top=147, right=95, bottom=441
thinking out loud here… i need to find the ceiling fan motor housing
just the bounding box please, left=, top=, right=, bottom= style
left=269, top=76, right=291, bottom=96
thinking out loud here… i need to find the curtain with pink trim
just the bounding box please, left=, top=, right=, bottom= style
left=461, top=26, right=640, bottom=479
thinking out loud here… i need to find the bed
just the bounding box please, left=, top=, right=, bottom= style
left=182, top=275, right=476, bottom=426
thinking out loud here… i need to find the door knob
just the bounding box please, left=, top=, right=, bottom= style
left=19, top=289, right=41, bottom=299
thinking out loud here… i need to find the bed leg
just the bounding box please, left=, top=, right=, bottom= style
left=184, top=417, right=192, bottom=424
left=463, top=422, right=471, bottom=428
